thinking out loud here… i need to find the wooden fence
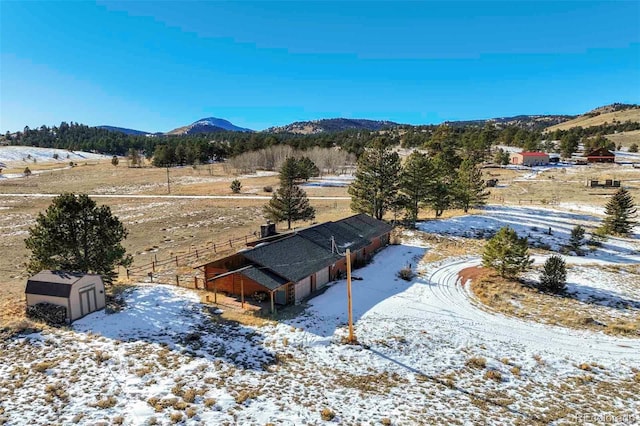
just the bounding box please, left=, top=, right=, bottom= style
left=124, top=232, right=257, bottom=284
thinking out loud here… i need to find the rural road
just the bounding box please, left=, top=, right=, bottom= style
left=0, top=193, right=351, bottom=201
left=426, top=257, right=640, bottom=360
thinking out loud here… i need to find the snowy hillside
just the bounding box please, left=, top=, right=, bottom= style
left=0, top=146, right=110, bottom=166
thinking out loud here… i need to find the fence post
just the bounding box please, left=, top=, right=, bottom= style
left=154, top=254, right=158, bottom=263
left=194, top=276, right=198, bottom=288
left=229, top=239, right=232, bottom=247
left=195, top=249, right=199, bottom=258
left=175, top=275, right=179, bottom=286
left=175, top=256, right=178, bottom=266
left=126, top=269, right=130, bottom=279
left=213, top=243, right=216, bottom=253
left=152, top=261, right=155, bottom=272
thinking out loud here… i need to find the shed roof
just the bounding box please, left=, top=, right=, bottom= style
left=519, top=152, right=549, bottom=157
left=338, top=214, right=394, bottom=241
left=240, top=266, right=288, bottom=291
left=243, top=234, right=342, bottom=283
left=586, top=148, right=615, bottom=157
left=297, top=221, right=370, bottom=252
left=25, top=271, right=101, bottom=298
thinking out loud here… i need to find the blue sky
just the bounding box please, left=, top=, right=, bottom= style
left=1, top=1, right=639, bottom=132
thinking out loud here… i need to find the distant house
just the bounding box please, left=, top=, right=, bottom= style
left=25, top=271, right=106, bottom=323
left=510, top=151, right=550, bottom=166
left=586, top=148, right=615, bottom=163
left=198, top=214, right=393, bottom=311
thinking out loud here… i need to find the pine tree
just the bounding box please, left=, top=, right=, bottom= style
left=279, top=157, right=301, bottom=185
left=348, top=140, right=401, bottom=220
left=454, top=158, right=490, bottom=213
left=400, top=151, right=434, bottom=226
left=482, top=226, right=533, bottom=279
left=539, top=255, right=567, bottom=293
left=567, top=225, right=585, bottom=254
left=25, top=193, right=132, bottom=283
left=424, top=154, right=457, bottom=217
left=298, top=156, right=320, bottom=181
left=128, top=147, right=141, bottom=167
left=264, top=184, right=315, bottom=229
left=602, top=188, right=637, bottom=236
left=230, top=179, right=242, bottom=194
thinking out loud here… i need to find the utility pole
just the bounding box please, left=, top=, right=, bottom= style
left=346, top=248, right=355, bottom=343
left=166, top=167, right=170, bottom=194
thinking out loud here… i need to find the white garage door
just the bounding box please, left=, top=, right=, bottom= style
left=295, top=277, right=311, bottom=303
left=315, top=267, right=330, bottom=290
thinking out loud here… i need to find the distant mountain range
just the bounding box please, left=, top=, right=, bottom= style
left=167, top=117, right=253, bottom=135
left=96, top=125, right=151, bottom=136
left=444, top=114, right=576, bottom=130
left=93, top=103, right=640, bottom=137
left=265, top=118, right=400, bottom=134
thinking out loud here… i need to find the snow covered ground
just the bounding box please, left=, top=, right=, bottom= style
left=1, top=206, right=639, bottom=424
left=418, top=205, right=640, bottom=262
left=302, top=175, right=355, bottom=188
left=0, top=146, right=110, bottom=166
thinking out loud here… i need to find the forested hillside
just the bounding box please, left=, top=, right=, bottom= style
left=4, top=116, right=639, bottom=168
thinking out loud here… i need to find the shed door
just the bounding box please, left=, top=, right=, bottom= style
left=79, top=287, right=97, bottom=317
left=294, top=277, right=311, bottom=303
left=315, top=267, right=330, bottom=290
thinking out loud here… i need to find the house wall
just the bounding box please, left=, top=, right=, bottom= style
left=522, top=156, right=549, bottom=166
left=587, top=156, right=615, bottom=163
left=203, top=253, right=250, bottom=292
left=510, top=154, right=523, bottom=165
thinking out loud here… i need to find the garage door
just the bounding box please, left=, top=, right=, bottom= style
left=315, top=267, right=330, bottom=290
left=295, top=277, right=311, bottom=303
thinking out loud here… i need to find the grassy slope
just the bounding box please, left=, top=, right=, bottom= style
left=604, top=129, right=640, bottom=148
left=546, top=108, right=640, bottom=132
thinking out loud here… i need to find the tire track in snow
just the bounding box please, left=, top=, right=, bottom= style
left=425, top=257, right=640, bottom=360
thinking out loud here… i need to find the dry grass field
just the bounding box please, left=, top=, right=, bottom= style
left=1, top=157, right=639, bottom=333
left=470, top=268, right=640, bottom=337
left=0, top=161, right=353, bottom=331
left=545, top=107, right=640, bottom=132
left=605, top=129, right=640, bottom=148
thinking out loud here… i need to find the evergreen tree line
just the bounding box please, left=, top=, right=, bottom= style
left=348, top=140, right=489, bottom=225
left=6, top=119, right=639, bottom=167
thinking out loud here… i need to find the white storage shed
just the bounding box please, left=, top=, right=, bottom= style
left=25, top=271, right=106, bottom=322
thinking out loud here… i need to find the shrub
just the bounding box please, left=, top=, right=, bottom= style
left=95, top=395, right=117, bottom=409
left=204, top=398, right=216, bottom=408
left=510, top=366, right=521, bottom=376
left=538, top=255, right=567, bottom=293
left=397, top=266, right=414, bottom=281
left=182, top=388, right=196, bottom=403
left=629, top=143, right=638, bottom=153
left=484, top=370, right=503, bottom=382
left=320, top=408, right=336, bottom=421
left=23, top=167, right=32, bottom=176
left=169, top=412, right=183, bottom=424
left=230, top=179, right=242, bottom=193
left=466, top=356, right=486, bottom=369
left=263, top=186, right=273, bottom=193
